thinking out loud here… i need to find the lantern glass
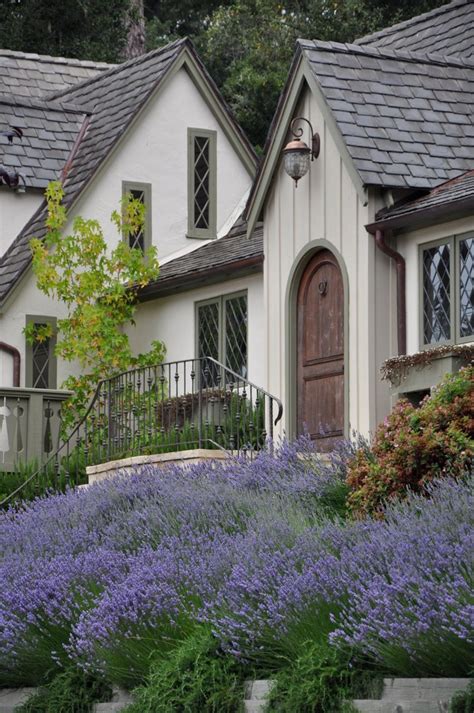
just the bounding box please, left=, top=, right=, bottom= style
left=283, top=149, right=310, bottom=184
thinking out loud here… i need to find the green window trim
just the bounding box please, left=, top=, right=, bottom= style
left=122, top=181, right=152, bottom=252
left=187, top=128, right=217, bottom=239
left=419, top=232, right=474, bottom=349
left=195, top=291, right=248, bottom=378
left=25, top=315, right=57, bottom=389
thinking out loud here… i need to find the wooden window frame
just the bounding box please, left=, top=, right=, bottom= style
left=187, top=128, right=217, bottom=240
left=25, top=315, right=57, bottom=389
left=122, top=181, right=152, bottom=252
left=419, top=232, right=474, bottom=349
left=195, top=291, right=248, bottom=376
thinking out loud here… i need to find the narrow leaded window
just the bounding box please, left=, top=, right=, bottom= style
left=188, top=129, right=217, bottom=239
left=422, top=242, right=451, bottom=344
left=459, top=236, right=474, bottom=339
left=420, top=234, right=474, bottom=348
left=225, top=294, right=248, bottom=377
left=196, top=292, right=248, bottom=381
left=25, top=316, right=57, bottom=389
left=122, top=182, right=151, bottom=252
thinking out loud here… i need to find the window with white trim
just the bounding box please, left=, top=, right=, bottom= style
left=188, top=128, right=217, bottom=239
left=420, top=234, right=474, bottom=347
left=196, top=292, right=248, bottom=380
left=122, top=182, right=151, bottom=252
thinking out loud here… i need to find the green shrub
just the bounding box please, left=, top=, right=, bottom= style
left=124, top=626, right=246, bottom=713
left=265, top=642, right=381, bottom=713
left=450, top=680, right=474, bottom=713
left=347, top=366, right=473, bottom=516
left=15, top=666, right=111, bottom=713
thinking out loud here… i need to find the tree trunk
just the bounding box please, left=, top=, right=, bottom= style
left=123, top=0, right=146, bottom=60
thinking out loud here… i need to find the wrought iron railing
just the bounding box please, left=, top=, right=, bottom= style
left=0, top=357, right=283, bottom=506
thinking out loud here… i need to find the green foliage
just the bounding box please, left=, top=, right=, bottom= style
left=347, top=366, right=474, bottom=516
left=27, top=181, right=165, bottom=430
left=125, top=626, right=245, bottom=713
left=450, top=680, right=474, bottom=713
left=0, top=0, right=130, bottom=62
left=265, top=642, right=381, bottom=712
left=15, top=666, right=111, bottom=713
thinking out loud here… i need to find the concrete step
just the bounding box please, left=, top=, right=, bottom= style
left=352, top=700, right=449, bottom=713
left=382, top=678, right=471, bottom=701
left=0, top=688, right=37, bottom=713
left=92, top=686, right=134, bottom=713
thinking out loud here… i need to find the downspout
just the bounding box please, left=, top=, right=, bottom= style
left=0, top=341, right=21, bottom=386
left=367, top=228, right=406, bottom=356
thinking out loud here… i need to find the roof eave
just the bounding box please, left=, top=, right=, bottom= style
left=137, top=254, right=264, bottom=302
left=366, top=195, right=474, bottom=234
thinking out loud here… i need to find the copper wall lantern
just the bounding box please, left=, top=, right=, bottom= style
left=282, top=117, right=320, bottom=186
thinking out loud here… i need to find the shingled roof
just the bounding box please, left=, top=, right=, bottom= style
left=368, top=169, right=474, bottom=230
left=0, top=49, right=113, bottom=99
left=0, top=94, right=88, bottom=188
left=299, top=40, right=474, bottom=189
left=139, top=222, right=263, bottom=300
left=0, top=38, right=256, bottom=306
left=0, top=39, right=186, bottom=304
left=357, top=0, right=474, bottom=58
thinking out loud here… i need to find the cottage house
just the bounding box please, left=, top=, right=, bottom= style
left=0, top=0, right=473, bottom=469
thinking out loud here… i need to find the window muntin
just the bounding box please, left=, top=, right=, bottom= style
left=188, top=129, right=217, bottom=239
left=422, top=242, right=451, bottom=344
left=420, top=234, right=474, bottom=347
left=196, top=292, right=248, bottom=379
left=459, top=236, right=474, bottom=339
left=25, top=316, right=57, bottom=389
left=122, top=182, right=151, bottom=252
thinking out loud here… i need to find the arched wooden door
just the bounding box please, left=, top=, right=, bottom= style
left=297, top=249, right=344, bottom=450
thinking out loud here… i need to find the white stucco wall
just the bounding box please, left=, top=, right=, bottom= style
left=397, top=214, right=474, bottom=355
left=65, top=66, right=252, bottom=261
left=127, top=273, right=265, bottom=389
left=0, top=189, right=42, bottom=258
left=0, top=63, right=253, bottom=389
left=263, top=83, right=396, bottom=439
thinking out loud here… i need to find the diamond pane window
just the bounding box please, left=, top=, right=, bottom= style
left=459, top=237, right=474, bottom=338
left=32, top=327, right=50, bottom=388
left=422, top=243, right=451, bottom=344
left=25, top=317, right=57, bottom=389
left=225, top=295, right=248, bottom=377
left=196, top=293, right=248, bottom=384
left=188, top=129, right=216, bottom=238
left=122, top=182, right=151, bottom=253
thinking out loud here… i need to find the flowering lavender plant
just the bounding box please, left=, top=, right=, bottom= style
left=0, top=439, right=471, bottom=687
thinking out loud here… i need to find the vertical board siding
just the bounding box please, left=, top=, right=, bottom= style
left=264, top=84, right=394, bottom=439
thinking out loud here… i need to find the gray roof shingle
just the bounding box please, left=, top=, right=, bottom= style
left=356, top=0, right=474, bottom=59
left=300, top=40, right=474, bottom=189
left=0, top=49, right=113, bottom=99
left=370, top=169, right=474, bottom=228
left=0, top=39, right=186, bottom=304
left=139, top=222, right=263, bottom=299
left=0, top=94, right=87, bottom=188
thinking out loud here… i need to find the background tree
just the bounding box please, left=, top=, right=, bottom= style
left=0, top=0, right=449, bottom=146
left=26, top=182, right=165, bottom=428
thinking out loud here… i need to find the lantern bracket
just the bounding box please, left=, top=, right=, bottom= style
left=289, top=117, right=320, bottom=160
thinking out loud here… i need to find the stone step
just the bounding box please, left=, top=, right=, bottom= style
left=0, top=688, right=37, bottom=713
left=244, top=701, right=266, bottom=713
left=244, top=679, right=273, bottom=700
left=352, top=700, right=450, bottom=713
left=382, top=678, right=471, bottom=701
left=92, top=686, right=134, bottom=713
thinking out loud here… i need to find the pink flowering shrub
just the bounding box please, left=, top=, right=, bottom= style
left=347, top=365, right=473, bottom=516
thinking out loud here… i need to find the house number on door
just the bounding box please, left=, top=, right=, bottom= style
left=318, top=280, right=328, bottom=296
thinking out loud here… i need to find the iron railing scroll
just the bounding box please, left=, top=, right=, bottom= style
left=0, top=357, right=283, bottom=507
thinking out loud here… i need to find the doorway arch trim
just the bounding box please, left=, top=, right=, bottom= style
left=285, top=239, right=350, bottom=441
